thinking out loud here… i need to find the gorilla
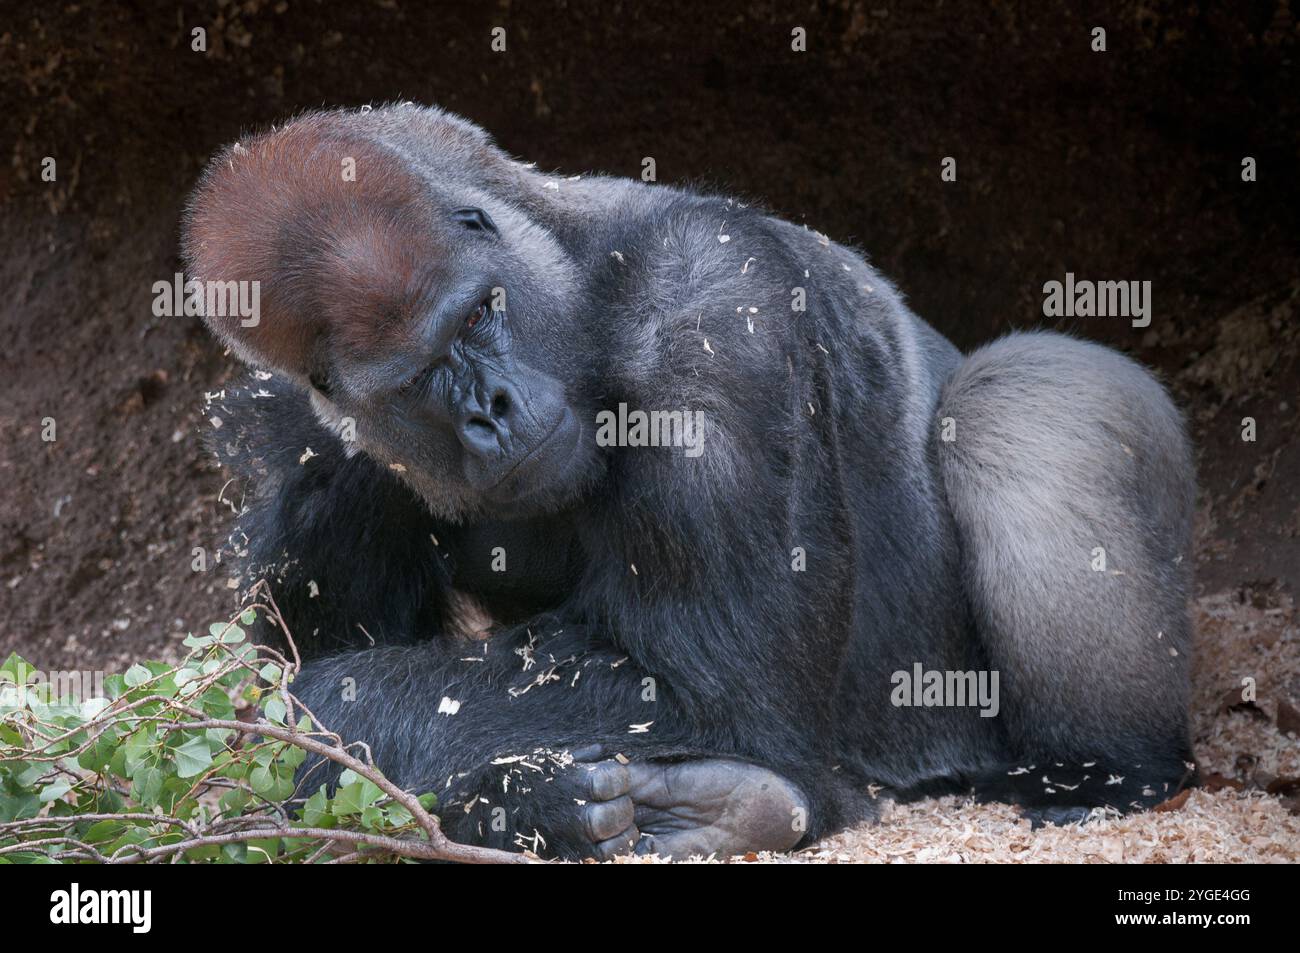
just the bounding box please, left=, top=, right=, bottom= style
left=183, top=104, right=1196, bottom=860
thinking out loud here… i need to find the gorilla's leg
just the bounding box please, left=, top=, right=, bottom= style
left=289, top=624, right=825, bottom=860
left=937, top=331, right=1197, bottom=818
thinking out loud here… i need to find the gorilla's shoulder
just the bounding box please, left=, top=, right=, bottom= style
left=596, top=190, right=795, bottom=310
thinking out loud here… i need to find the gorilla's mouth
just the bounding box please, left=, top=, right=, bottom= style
left=483, top=408, right=581, bottom=501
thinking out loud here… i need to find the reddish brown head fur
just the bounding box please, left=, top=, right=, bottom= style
left=182, top=113, right=446, bottom=379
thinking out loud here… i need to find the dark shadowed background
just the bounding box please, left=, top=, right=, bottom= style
left=1, top=0, right=1297, bottom=675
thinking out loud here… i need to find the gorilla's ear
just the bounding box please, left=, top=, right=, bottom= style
left=181, top=113, right=433, bottom=382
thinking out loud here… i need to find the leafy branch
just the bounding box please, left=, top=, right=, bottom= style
left=0, top=581, right=529, bottom=864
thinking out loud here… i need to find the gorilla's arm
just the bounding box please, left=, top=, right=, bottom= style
left=290, top=624, right=675, bottom=859
left=208, top=377, right=452, bottom=657
left=290, top=621, right=814, bottom=860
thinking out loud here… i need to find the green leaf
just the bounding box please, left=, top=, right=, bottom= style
left=102, top=673, right=127, bottom=700
left=131, top=767, right=164, bottom=808
left=198, top=687, right=236, bottom=721
left=0, top=790, right=41, bottom=822
left=79, top=696, right=110, bottom=720
left=268, top=774, right=296, bottom=802
left=77, top=726, right=121, bottom=773
left=219, top=788, right=251, bottom=817
left=103, top=826, right=149, bottom=860
left=12, top=762, right=44, bottom=788
left=173, top=736, right=214, bottom=779
left=332, top=777, right=383, bottom=816
left=0, top=653, right=34, bottom=684
left=217, top=756, right=248, bottom=781
left=122, top=729, right=156, bottom=776
left=182, top=632, right=218, bottom=652
left=301, top=787, right=334, bottom=827
left=246, top=837, right=280, bottom=863
left=384, top=804, right=414, bottom=828
left=206, top=728, right=236, bottom=750
left=184, top=842, right=221, bottom=861
left=0, top=612, right=442, bottom=863
left=2, top=852, right=60, bottom=864
left=38, top=780, right=72, bottom=804
left=278, top=744, right=306, bottom=771
left=209, top=622, right=246, bottom=645
left=83, top=819, right=127, bottom=844
left=249, top=764, right=276, bottom=797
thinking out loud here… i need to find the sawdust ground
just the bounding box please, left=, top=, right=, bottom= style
left=618, top=590, right=1300, bottom=863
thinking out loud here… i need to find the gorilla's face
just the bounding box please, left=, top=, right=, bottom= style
left=306, top=202, right=606, bottom=521
left=183, top=112, right=608, bottom=521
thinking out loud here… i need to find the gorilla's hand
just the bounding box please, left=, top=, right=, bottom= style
left=627, top=758, right=809, bottom=859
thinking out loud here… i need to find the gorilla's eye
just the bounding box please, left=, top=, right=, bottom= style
left=399, top=365, right=436, bottom=395
left=466, top=301, right=490, bottom=330
left=308, top=369, right=332, bottom=397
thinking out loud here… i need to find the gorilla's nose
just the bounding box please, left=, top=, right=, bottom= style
left=455, top=362, right=577, bottom=496
left=456, top=371, right=519, bottom=457
left=454, top=364, right=569, bottom=464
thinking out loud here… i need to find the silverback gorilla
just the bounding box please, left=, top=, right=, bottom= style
left=183, top=104, right=1196, bottom=860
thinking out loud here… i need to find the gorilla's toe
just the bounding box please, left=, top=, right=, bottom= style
left=574, top=758, right=638, bottom=859
left=1022, top=805, right=1096, bottom=829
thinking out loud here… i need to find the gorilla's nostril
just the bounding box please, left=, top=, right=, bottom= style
left=490, top=392, right=511, bottom=420
left=466, top=415, right=495, bottom=435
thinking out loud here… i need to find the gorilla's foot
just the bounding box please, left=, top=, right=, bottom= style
left=570, top=757, right=641, bottom=860
left=969, top=757, right=1198, bottom=830
left=625, top=758, right=808, bottom=859
left=1018, top=805, right=1096, bottom=828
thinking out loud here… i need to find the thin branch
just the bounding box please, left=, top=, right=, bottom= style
left=0, top=581, right=534, bottom=865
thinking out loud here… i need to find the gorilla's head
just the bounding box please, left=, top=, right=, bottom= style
left=184, top=109, right=604, bottom=521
